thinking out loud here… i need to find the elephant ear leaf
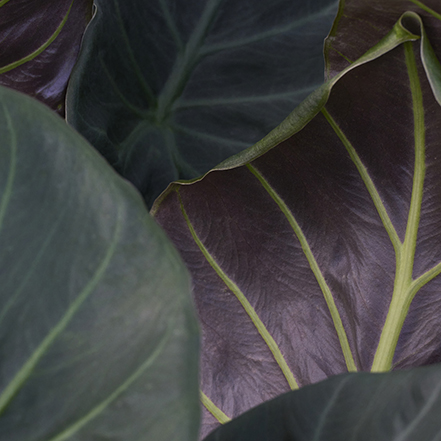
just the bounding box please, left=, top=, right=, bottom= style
left=0, top=86, right=200, bottom=441
left=153, top=9, right=441, bottom=439
left=0, top=0, right=93, bottom=115
left=203, top=364, right=441, bottom=441
left=324, top=0, right=441, bottom=79
left=66, top=0, right=339, bottom=206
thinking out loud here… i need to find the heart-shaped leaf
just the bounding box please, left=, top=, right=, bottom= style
left=0, top=0, right=93, bottom=115
left=66, top=0, right=339, bottom=206
left=153, top=7, right=441, bottom=439
left=0, top=86, right=199, bottom=440
left=204, top=364, right=441, bottom=441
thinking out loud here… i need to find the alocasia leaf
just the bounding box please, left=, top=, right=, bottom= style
left=0, top=86, right=199, bottom=440
left=324, top=0, right=441, bottom=80
left=0, top=0, right=93, bottom=115
left=66, top=0, right=339, bottom=206
left=153, top=6, right=441, bottom=439
left=204, top=364, right=441, bottom=441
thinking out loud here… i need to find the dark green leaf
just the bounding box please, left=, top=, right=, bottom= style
left=66, top=0, right=338, bottom=206
left=153, top=8, right=441, bottom=438
left=204, top=364, right=441, bottom=441
left=0, top=0, right=93, bottom=115
left=0, top=86, right=200, bottom=440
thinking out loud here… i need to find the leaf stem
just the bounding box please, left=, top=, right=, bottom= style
left=371, top=42, right=425, bottom=372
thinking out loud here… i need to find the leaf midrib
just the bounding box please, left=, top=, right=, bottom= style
left=155, top=0, right=223, bottom=123
left=323, top=41, right=441, bottom=372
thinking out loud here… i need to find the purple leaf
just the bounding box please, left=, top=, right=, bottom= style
left=0, top=0, right=93, bottom=115
left=153, top=6, right=441, bottom=439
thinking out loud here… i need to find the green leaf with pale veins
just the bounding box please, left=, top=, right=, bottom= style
left=66, top=0, right=339, bottom=206
left=205, top=364, right=441, bottom=441
left=0, top=86, right=200, bottom=441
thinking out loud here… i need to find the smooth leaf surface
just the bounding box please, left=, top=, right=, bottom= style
left=0, top=86, right=200, bottom=440
left=204, top=364, right=441, bottom=441
left=66, top=0, right=338, bottom=206
left=0, top=0, right=93, bottom=115
left=153, top=7, right=441, bottom=439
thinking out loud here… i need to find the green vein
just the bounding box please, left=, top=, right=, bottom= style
left=321, top=107, right=402, bottom=255
left=330, top=47, right=354, bottom=64
left=162, top=128, right=199, bottom=177
left=158, top=0, right=184, bottom=52
left=409, top=0, right=441, bottom=22
left=171, top=124, right=250, bottom=149
left=312, top=376, right=351, bottom=441
left=200, top=391, right=231, bottom=424
left=0, top=202, right=122, bottom=415
left=0, top=0, right=11, bottom=7
left=174, top=86, right=317, bottom=109
left=0, top=104, right=17, bottom=233
left=0, top=1, right=73, bottom=74
left=201, top=2, right=337, bottom=56
left=0, top=207, right=68, bottom=326
left=371, top=41, right=425, bottom=372
left=156, top=0, right=223, bottom=122
left=46, top=322, right=173, bottom=441
left=99, top=56, right=149, bottom=119
left=409, top=260, right=441, bottom=298
left=177, top=190, right=299, bottom=390
left=394, top=378, right=441, bottom=440
left=246, top=164, right=357, bottom=373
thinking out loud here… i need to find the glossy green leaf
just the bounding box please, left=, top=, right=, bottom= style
left=153, top=7, right=441, bottom=439
left=0, top=0, right=93, bottom=115
left=0, top=86, right=200, bottom=440
left=66, top=0, right=338, bottom=206
left=204, top=364, right=441, bottom=441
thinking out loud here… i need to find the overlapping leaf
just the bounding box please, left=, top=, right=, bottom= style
left=0, top=0, right=93, bottom=115
left=0, top=86, right=200, bottom=440
left=66, top=0, right=339, bottom=206
left=324, top=0, right=441, bottom=79
left=153, top=6, right=441, bottom=439
left=205, top=364, right=441, bottom=441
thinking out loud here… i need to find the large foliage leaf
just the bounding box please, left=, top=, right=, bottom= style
left=66, top=0, right=338, bottom=207
left=324, top=0, right=441, bottom=79
left=205, top=364, right=441, bottom=441
left=153, top=6, right=441, bottom=439
left=0, top=86, right=199, bottom=440
left=0, top=0, right=93, bottom=115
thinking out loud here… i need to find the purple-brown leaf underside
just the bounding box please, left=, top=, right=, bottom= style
left=325, top=0, right=441, bottom=79
left=154, top=33, right=441, bottom=439
left=0, top=0, right=92, bottom=115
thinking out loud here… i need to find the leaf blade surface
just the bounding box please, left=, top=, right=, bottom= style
left=66, top=0, right=339, bottom=206
left=153, top=8, right=441, bottom=438
left=0, top=86, right=200, bottom=441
